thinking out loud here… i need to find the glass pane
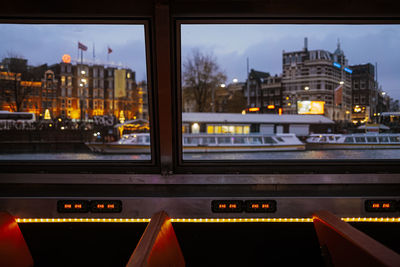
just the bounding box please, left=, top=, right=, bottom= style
left=181, top=24, right=400, bottom=160
left=0, top=24, right=150, bottom=160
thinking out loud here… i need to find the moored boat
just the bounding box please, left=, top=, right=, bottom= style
left=86, top=133, right=305, bottom=154
left=306, top=133, right=400, bottom=150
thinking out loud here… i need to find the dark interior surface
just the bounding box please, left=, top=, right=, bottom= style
left=18, top=222, right=400, bottom=267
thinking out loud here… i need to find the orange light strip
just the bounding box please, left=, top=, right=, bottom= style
left=170, top=218, right=313, bottom=223
left=14, top=217, right=400, bottom=223
left=15, top=218, right=150, bottom=223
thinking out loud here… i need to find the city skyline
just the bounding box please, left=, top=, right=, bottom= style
left=0, top=24, right=147, bottom=81
left=1, top=23, right=400, bottom=100
left=181, top=24, right=400, bottom=100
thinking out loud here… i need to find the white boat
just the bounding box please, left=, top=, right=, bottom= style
left=306, top=133, right=400, bottom=150
left=86, top=133, right=151, bottom=154
left=182, top=133, right=304, bottom=153
left=86, top=133, right=305, bottom=154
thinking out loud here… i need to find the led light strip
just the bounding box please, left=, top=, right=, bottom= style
left=14, top=217, right=400, bottom=223
left=170, top=218, right=313, bottom=223
left=15, top=218, right=151, bottom=223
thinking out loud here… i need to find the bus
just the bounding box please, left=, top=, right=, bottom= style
left=0, top=111, right=36, bottom=130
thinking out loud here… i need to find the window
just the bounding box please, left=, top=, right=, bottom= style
left=180, top=23, right=400, bottom=163
left=0, top=23, right=152, bottom=163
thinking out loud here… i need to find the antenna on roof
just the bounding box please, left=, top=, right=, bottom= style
left=304, top=37, right=308, bottom=51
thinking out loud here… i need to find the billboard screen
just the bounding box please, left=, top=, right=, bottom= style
left=297, top=101, right=325, bottom=114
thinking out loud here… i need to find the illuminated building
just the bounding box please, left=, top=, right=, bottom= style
left=137, top=81, right=149, bottom=120
left=282, top=38, right=352, bottom=121
left=0, top=58, right=145, bottom=121
left=244, top=71, right=282, bottom=113
left=350, top=63, right=378, bottom=123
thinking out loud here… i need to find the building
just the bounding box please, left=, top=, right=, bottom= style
left=137, top=81, right=149, bottom=120
left=0, top=58, right=146, bottom=121
left=244, top=70, right=282, bottom=113
left=282, top=38, right=352, bottom=122
left=350, top=63, right=378, bottom=123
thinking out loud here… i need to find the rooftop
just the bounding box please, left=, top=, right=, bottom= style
left=182, top=112, right=334, bottom=124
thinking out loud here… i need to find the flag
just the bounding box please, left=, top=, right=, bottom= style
left=334, top=85, right=343, bottom=106
left=108, top=47, right=113, bottom=54
left=78, top=42, right=88, bottom=51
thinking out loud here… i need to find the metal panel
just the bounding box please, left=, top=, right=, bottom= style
left=260, top=124, right=274, bottom=134
left=0, top=197, right=398, bottom=219
left=289, top=124, right=309, bottom=136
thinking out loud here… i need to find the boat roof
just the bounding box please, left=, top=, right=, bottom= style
left=182, top=112, right=334, bottom=124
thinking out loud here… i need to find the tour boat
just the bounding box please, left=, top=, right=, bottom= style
left=86, top=133, right=305, bottom=154
left=306, top=133, right=400, bottom=150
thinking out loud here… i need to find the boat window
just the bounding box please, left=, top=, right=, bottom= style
left=355, top=137, right=366, bottom=143
left=264, top=137, right=277, bottom=144
left=217, top=137, right=232, bottom=144
left=179, top=23, right=400, bottom=163
left=248, top=137, right=262, bottom=144
left=185, top=137, right=199, bottom=145
left=0, top=23, right=152, bottom=162
left=233, top=137, right=246, bottom=144
left=378, top=136, right=389, bottom=143
left=389, top=136, right=400, bottom=143
left=344, top=137, right=354, bottom=143
left=202, top=137, right=216, bottom=145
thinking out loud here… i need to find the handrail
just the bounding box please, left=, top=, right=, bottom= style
left=313, top=210, right=400, bottom=267
left=126, top=211, right=185, bottom=267
left=0, top=211, right=33, bottom=267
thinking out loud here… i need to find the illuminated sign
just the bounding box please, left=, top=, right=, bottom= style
left=57, top=200, right=90, bottom=213
left=245, top=200, right=277, bottom=213
left=353, top=105, right=364, bottom=113
left=365, top=200, right=397, bottom=212
left=297, top=101, right=325, bottom=115
left=212, top=200, right=243, bottom=213
left=267, top=105, right=275, bottom=109
left=62, top=54, right=71, bottom=63
left=344, top=67, right=353, bottom=74
left=90, top=200, right=122, bottom=213
left=248, top=107, right=260, bottom=112
left=333, top=62, right=341, bottom=68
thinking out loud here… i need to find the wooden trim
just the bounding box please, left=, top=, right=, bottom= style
left=126, top=211, right=185, bottom=267
left=313, top=210, right=400, bottom=267
left=155, top=1, right=174, bottom=174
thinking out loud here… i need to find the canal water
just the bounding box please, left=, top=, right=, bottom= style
left=1, top=149, right=400, bottom=160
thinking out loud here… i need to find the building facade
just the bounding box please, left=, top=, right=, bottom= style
left=0, top=58, right=146, bottom=122
left=281, top=39, right=352, bottom=122
left=350, top=63, right=378, bottom=123
left=244, top=70, right=282, bottom=113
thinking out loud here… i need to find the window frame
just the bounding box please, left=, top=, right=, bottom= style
left=0, top=18, right=161, bottom=173
left=173, top=18, right=400, bottom=174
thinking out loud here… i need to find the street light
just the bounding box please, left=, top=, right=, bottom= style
left=232, top=78, right=238, bottom=83
left=339, top=81, right=344, bottom=85
left=304, top=86, right=309, bottom=91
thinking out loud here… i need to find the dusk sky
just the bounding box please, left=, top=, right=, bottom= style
left=1, top=23, right=400, bottom=99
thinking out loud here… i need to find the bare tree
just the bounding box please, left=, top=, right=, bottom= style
left=182, top=50, right=226, bottom=112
